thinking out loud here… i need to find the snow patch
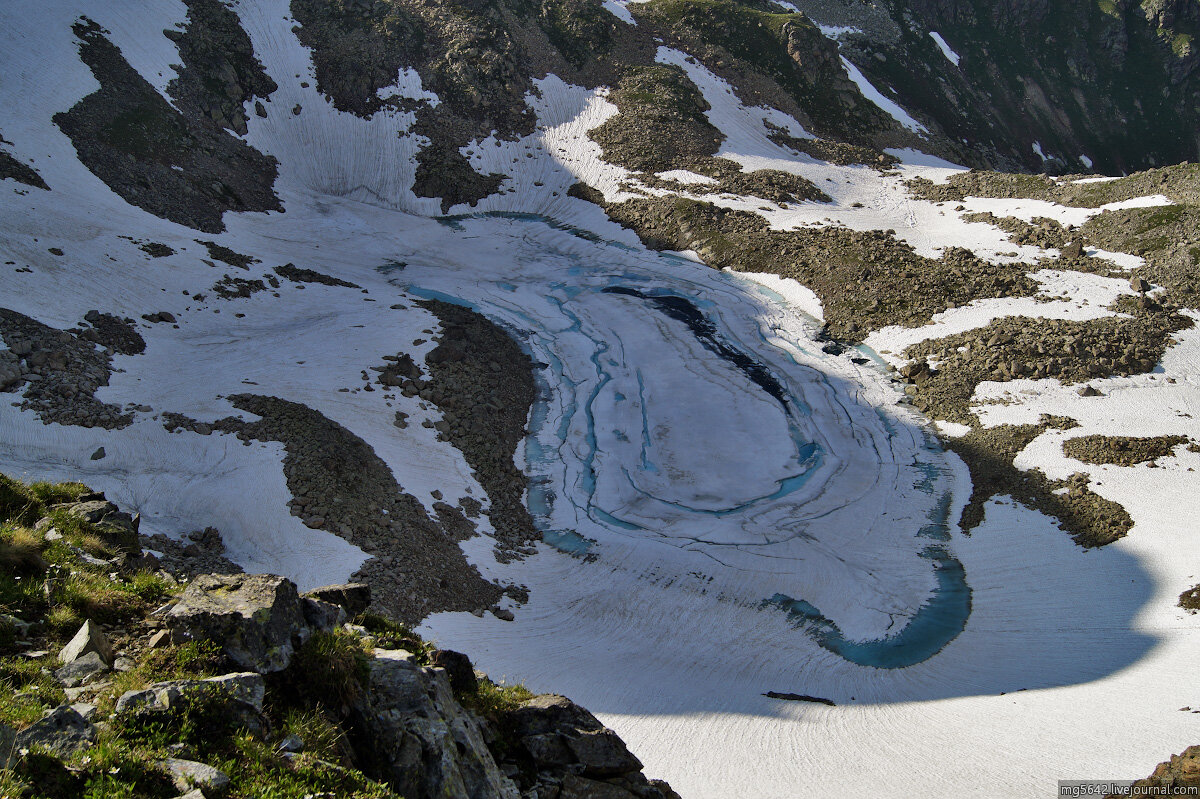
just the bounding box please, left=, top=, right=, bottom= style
left=928, top=31, right=961, bottom=66
left=840, top=56, right=929, bottom=134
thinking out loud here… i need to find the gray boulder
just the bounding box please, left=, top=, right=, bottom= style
left=303, top=582, right=371, bottom=616
left=116, top=672, right=265, bottom=717
left=60, top=619, right=113, bottom=666
left=54, top=651, right=110, bottom=687
left=166, top=574, right=312, bottom=673
left=508, top=695, right=642, bottom=778
left=301, top=596, right=347, bottom=631
left=1, top=706, right=96, bottom=765
left=161, top=758, right=230, bottom=793
left=430, top=649, right=477, bottom=694
left=350, top=649, right=519, bottom=799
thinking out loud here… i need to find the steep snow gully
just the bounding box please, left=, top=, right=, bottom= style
left=2, top=3, right=1199, bottom=799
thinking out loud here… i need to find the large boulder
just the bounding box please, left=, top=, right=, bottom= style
left=54, top=650, right=110, bottom=687
left=59, top=619, right=113, bottom=666
left=498, top=695, right=680, bottom=799
left=166, top=574, right=319, bottom=673
left=61, top=499, right=140, bottom=551
left=0, top=706, right=96, bottom=766
left=116, top=672, right=264, bottom=715
left=349, top=649, right=519, bottom=799
left=508, top=695, right=642, bottom=778
left=429, top=649, right=477, bottom=694
left=303, top=582, right=371, bottom=617
left=115, top=672, right=266, bottom=735
left=160, top=758, right=231, bottom=793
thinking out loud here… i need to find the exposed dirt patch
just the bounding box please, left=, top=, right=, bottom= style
left=1063, top=434, right=1190, bottom=467
left=908, top=163, right=1200, bottom=208
left=165, top=0, right=279, bottom=136
left=591, top=63, right=723, bottom=172
left=903, top=310, right=1191, bottom=424
left=589, top=193, right=1037, bottom=340
left=211, top=274, right=267, bottom=299
left=52, top=19, right=281, bottom=233
left=137, top=241, right=175, bottom=258
left=944, top=422, right=1132, bottom=547
left=197, top=240, right=258, bottom=269
left=1084, top=203, right=1200, bottom=309
left=0, top=308, right=140, bottom=429
left=0, top=138, right=48, bottom=190
left=765, top=122, right=898, bottom=168
left=210, top=394, right=508, bottom=623
left=634, top=0, right=896, bottom=144
left=274, top=263, right=361, bottom=289
left=415, top=300, right=539, bottom=560
left=291, top=0, right=582, bottom=209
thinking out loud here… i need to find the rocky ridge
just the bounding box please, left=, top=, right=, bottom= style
left=0, top=476, right=678, bottom=799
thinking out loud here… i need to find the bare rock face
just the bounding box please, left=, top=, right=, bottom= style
left=166, top=574, right=316, bottom=673
left=115, top=672, right=265, bottom=716
left=0, top=706, right=96, bottom=767
left=498, top=695, right=681, bottom=799
left=1115, top=745, right=1200, bottom=797
left=59, top=619, right=113, bottom=666
left=349, top=649, right=520, bottom=799
left=303, top=582, right=372, bottom=617
left=508, top=695, right=642, bottom=778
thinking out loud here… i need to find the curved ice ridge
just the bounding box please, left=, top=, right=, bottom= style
left=394, top=213, right=970, bottom=667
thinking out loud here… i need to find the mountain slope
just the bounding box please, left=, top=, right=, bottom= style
left=1, top=2, right=1200, bottom=798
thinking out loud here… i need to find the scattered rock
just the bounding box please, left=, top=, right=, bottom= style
left=55, top=650, right=110, bottom=687
left=161, top=758, right=231, bottom=793
left=59, top=618, right=113, bottom=666
left=349, top=649, right=519, bottom=799
left=89, top=446, right=106, bottom=460
left=166, top=573, right=315, bottom=673
left=429, top=649, right=477, bottom=694
left=274, top=263, right=360, bottom=289
left=302, top=582, right=371, bottom=617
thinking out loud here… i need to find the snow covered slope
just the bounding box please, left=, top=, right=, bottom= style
left=2, top=2, right=1199, bottom=797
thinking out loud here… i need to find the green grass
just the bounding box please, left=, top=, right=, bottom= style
left=282, top=630, right=371, bottom=712
left=0, top=475, right=88, bottom=527
left=355, top=612, right=432, bottom=662
left=280, top=708, right=347, bottom=762
left=460, top=678, right=535, bottom=717
left=218, top=734, right=399, bottom=799
left=0, top=473, right=435, bottom=799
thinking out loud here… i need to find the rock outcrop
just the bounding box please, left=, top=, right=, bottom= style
left=350, top=649, right=521, bottom=799
left=166, top=573, right=340, bottom=673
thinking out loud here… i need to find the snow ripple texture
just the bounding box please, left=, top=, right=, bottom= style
left=3, top=3, right=1198, bottom=798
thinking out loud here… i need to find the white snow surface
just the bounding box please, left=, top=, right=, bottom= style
left=839, top=56, right=929, bottom=134
left=2, top=4, right=1199, bottom=799
left=819, top=24, right=863, bottom=40
left=601, top=0, right=637, bottom=26
left=928, top=31, right=961, bottom=66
